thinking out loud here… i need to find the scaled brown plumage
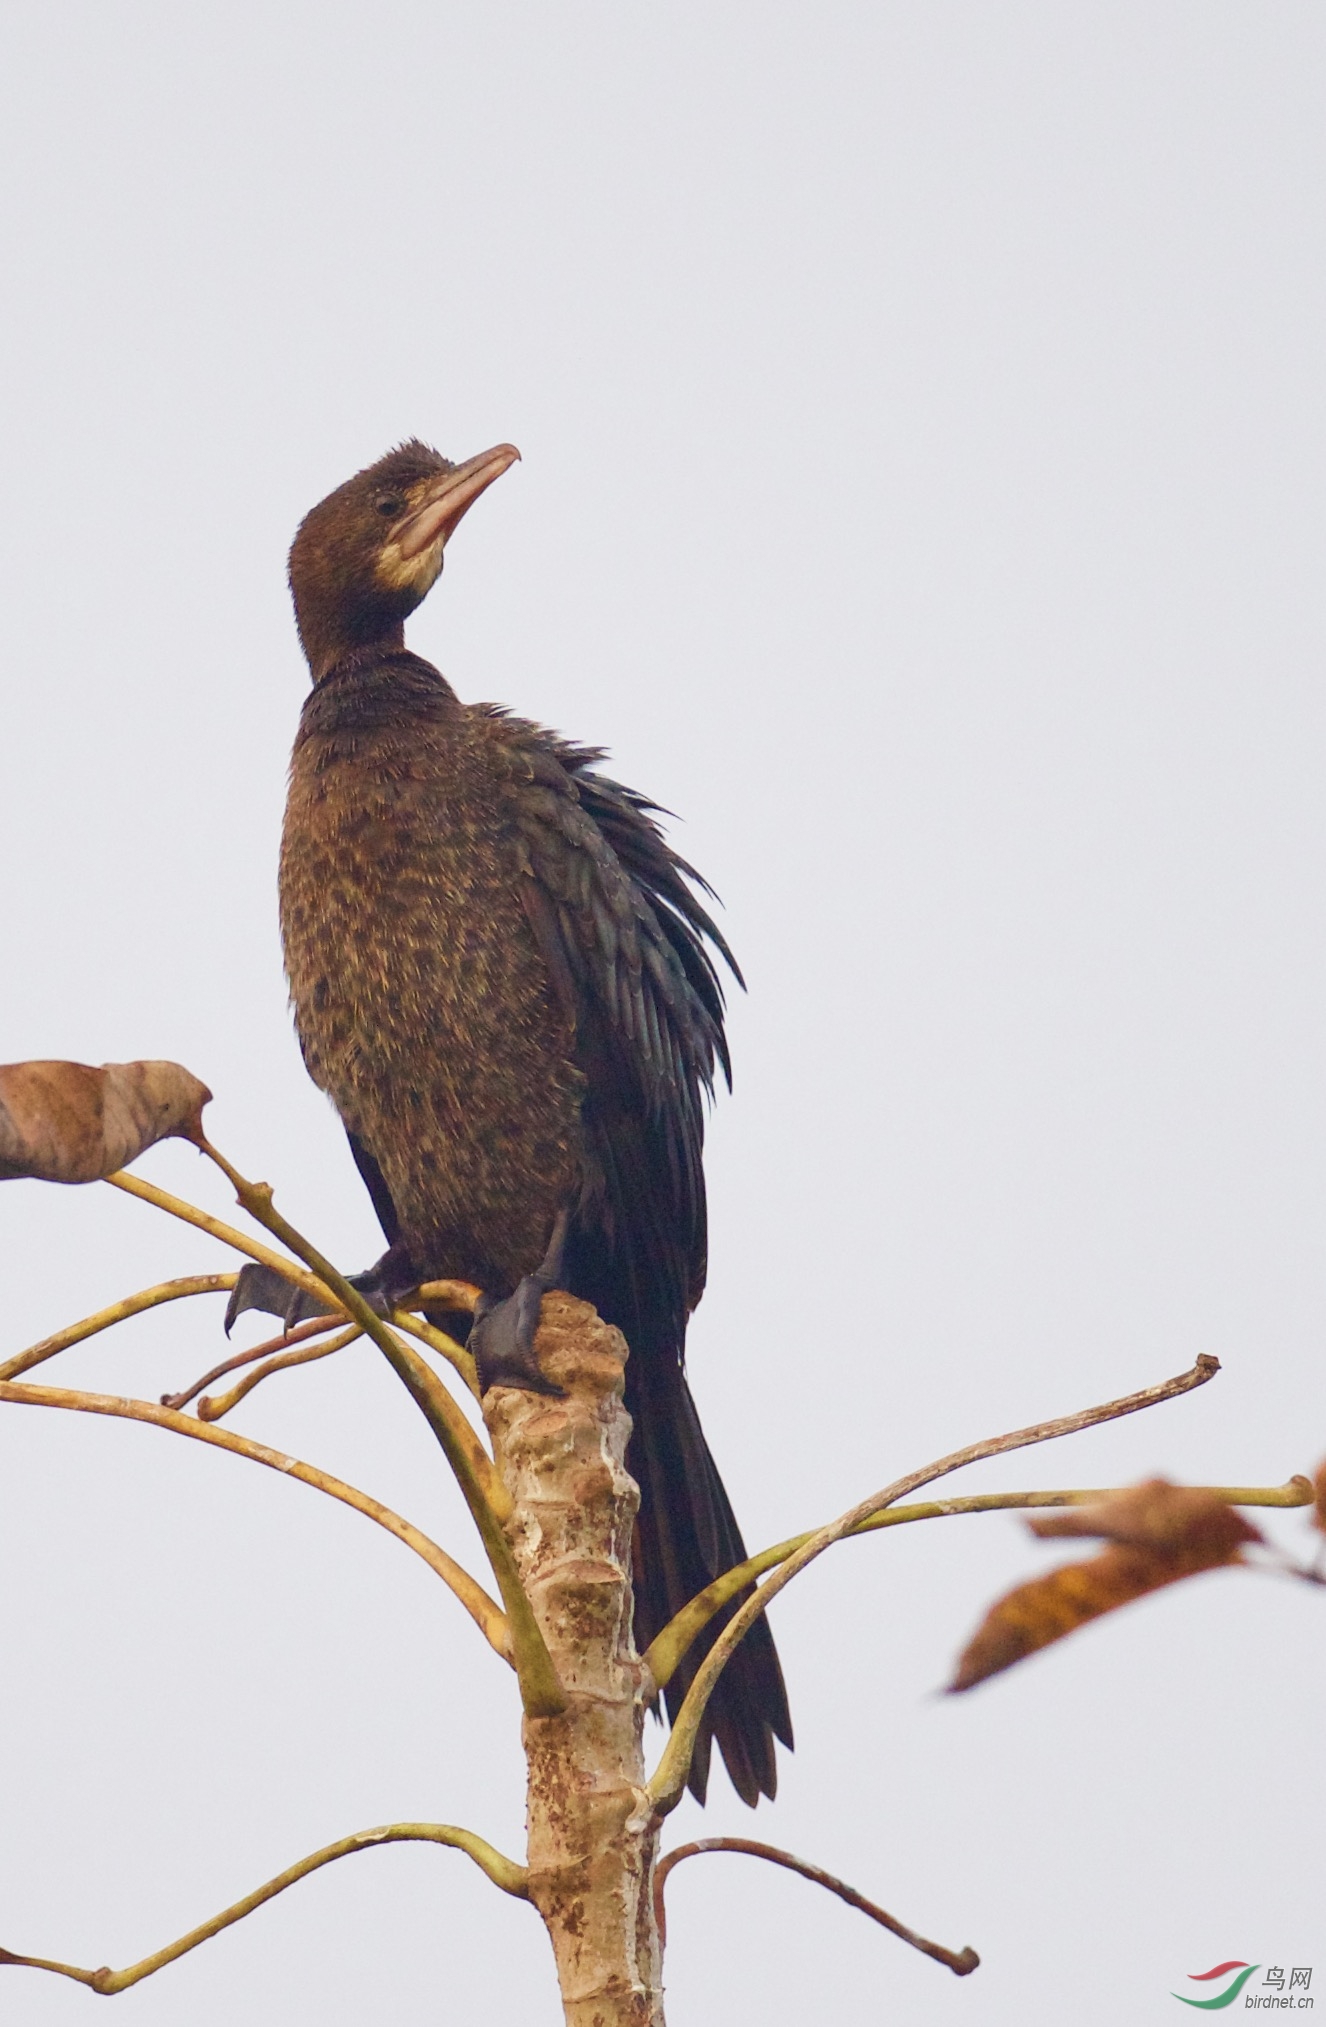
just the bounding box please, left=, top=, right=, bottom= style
left=277, top=439, right=792, bottom=1804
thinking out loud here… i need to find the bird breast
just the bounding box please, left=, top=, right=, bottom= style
left=279, top=675, right=584, bottom=1291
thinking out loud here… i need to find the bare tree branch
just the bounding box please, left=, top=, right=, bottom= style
left=653, top=1839, right=978, bottom=1975
left=195, top=1138, right=567, bottom=1719
left=647, top=1354, right=1221, bottom=1813
left=105, top=1159, right=508, bottom=1522
left=198, top=1324, right=364, bottom=1420
left=185, top=1145, right=502, bottom=1505
left=644, top=1471, right=1312, bottom=1692
left=0, top=1377, right=511, bottom=1660
left=162, top=1312, right=347, bottom=1411
left=106, top=1171, right=336, bottom=1312
left=89, top=1153, right=560, bottom=1703
left=0, top=1274, right=237, bottom=1383
left=394, top=1306, right=479, bottom=1397
left=415, top=1279, right=481, bottom=1313
left=167, top=1294, right=478, bottom=1414
left=0, top=1821, right=528, bottom=1995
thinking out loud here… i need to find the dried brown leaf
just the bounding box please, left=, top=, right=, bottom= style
left=0, top=1060, right=211, bottom=1183
left=1028, top=1478, right=1263, bottom=1558
left=1313, top=1460, right=1326, bottom=1536
left=950, top=1480, right=1259, bottom=1692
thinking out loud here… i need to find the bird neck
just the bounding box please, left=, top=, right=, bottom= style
left=307, top=618, right=406, bottom=684
left=295, top=646, right=462, bottom=744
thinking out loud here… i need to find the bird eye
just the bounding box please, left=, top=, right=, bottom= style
left=376, top=495, right=404, bottom=518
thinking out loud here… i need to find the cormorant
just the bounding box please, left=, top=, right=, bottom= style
left=245, top=438, right=791, bottom=1804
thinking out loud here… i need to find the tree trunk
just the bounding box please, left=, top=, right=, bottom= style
left=484, top=1293, right=665, bottom=2026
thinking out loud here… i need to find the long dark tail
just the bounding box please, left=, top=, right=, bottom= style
left=347, top=1121, right=789, bottom=1798
left=624, top=1348, right=793, bottom=1806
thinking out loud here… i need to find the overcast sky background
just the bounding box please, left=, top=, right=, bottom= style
left=1, top=6, right=1323, bottom=2023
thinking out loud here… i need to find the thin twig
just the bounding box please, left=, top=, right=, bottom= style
left=105, top=1158, right=503, bottom=1513
left=653, top=1839, right=978, bottom=1974
left=416, top=1278, right=480, bottom=1314
left=105, top=1172, right=337, bottom=1314
left=103, top=1151, right=514, bottom=1567
left=0, top=1821, right=528, bottom=1995
left=407, top=1283, right=480, bottom=1394
left=163, top=1312, right=345, bottom=1412
left=0, top=1275, right=237, bottom=1384
left=191, top=1145, right=501, bottom=1503
left=393, top=1309, right=479, bottom=1398
left=647, top=1354, right=1220, bottom=1813
left=0, top=1377, right=510, bottom=1661
left=172, top=1314, right=473, bottom=1422
left=644, top=1469, right=1310, bottom=1692
left=199, top=1324, right=363, bottom=1421
left=166, top=1301, right=475, bottom=1416
left=195, top=1139, right=566, bottom=1719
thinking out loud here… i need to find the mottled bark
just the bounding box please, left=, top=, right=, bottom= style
left=484, top=1293, right=664, bottom=2027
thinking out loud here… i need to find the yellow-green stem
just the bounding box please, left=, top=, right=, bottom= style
left=0, top=1376, right=509, bottom=1657
left=106, top=1173, right=334, bottom=1309
left=199, top=1323, right=363, bottom=1420
left=197, top=1140, right=565, bottom=1718
left=644, top=1474, right=1314, bottom=1692
left=647, top=1354, right=1221, bottom=1813
left=0, top=1274, right=237, bottom=1383
left=392, top=1309, right=479, bottom=1397
left=0, top=1822, right=527, bottom=1995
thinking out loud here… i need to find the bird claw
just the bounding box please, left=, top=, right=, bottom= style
left=223, top=1229, right=566, bottom=1399
left=224, top=1263, right=322, bottom=1334
left=469, top=1209, right=569, bottom=1396
left=223, top=1252, right=410, bottom=1336
left=470, top=1276, right=565, bottom=1396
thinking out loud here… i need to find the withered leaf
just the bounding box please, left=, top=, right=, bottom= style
left=0, top=1060, right=211, bottom=1183
left=949, top=1480, right=1260, bottom=1693
left=1313, top=1460, right=1326, bottom=1536
left=1027, top=1478, right=1262, bottom=1559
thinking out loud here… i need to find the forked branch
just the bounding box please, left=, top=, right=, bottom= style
left=0, top=1821, right=528, bottom=1996
left=191, top=1314, right=474, bottom=1420
left=647, top=1354, right=1221, bottom=1813
left=106, top=1172, right=336, bottom=1314
left=93, top=1160, right=532, bottom=1644
left=165, top=1293, right=475, bottom=1415
left=195, top=1139, right=566, bottom=1719
left=394, top=1306, right=479, bottom=1397
left=0, top=1274, right=238, bottom=1384
left=26, top=1158, right=543, bottom=1686
left=653, top=1839, right=978, bottom=1975
left=644, top=1472, right=1311, bottom=1692
left=163, top=1311, right=349, bottom=1412
left=0, top=1377, right=511, bottom=1660
left=197, top=1324, right=363, bottom=1421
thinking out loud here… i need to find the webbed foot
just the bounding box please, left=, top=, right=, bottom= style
left=470, top=1212, right=569, bottom=1397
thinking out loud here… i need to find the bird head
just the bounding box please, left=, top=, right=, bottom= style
left=288, top=438, right=521, bottom=680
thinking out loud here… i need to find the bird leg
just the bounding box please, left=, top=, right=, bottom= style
left=225, top=1214, right=570, bottom=1401
left=469, top=1212, right=569, bottom=1397
left=224, top=1243, right=420, bottom=1335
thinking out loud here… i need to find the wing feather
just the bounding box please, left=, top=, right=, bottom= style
left=482, top=707, right=737, bottom=1347
left=478, top=706, right=790, bottom=1805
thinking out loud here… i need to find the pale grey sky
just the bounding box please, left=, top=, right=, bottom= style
left=1, top=6, right=1323, bottom=2022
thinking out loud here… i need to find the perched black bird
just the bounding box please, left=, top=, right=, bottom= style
left=245, top=438, right=791, bottom=1803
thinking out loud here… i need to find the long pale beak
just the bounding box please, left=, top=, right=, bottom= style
left=396, top=443, right=522, bottom=559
